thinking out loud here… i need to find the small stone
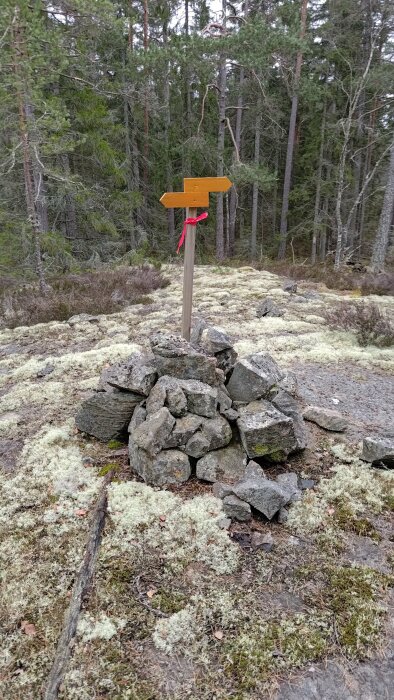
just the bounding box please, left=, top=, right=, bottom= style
left=234, top=473, right=292, bottom=520
left=227, top=352, right=284, bottom=403
left=283, top=280, right=297, bottom=294
left=222, top=408, right=239, bottom=422
left=36, top=364, right=55, bottom=378
left=244, top=461, right=266, bottom=479
left=303, top=406, right=348, bottom=432
left=199, top=326, right=233, bottom=353
left=212, top=482, right=234, bottom=499
left=217, top=385, right=232, bottom=412
left=218, top=517, right=232, bottom=529
left=277, top=507, right=288, bottom=524
left=163, top=413, right=203, bottom=448
left=361, top=436, right=394, bottom=467
left=76, top=391, right=141, bottom=441
left=251, top=531, right=274, bottom=551
left=196, top=442, right=247, bottom=483
left=237, top=400, right=299, bottom=461
left=184, top=432, right=210, bottom=458
left=133, top=407, right=175, bottom=457
left=223, top=495, right=252, bottom=522
left=178, top=379, right=217, bottom=418
left=256, top=298, right=284, bottom=318
left=150, top=332, right=218, bottom=384
left=276, top=472, right=301, bottom=502
left=190, top=317, right=208, bottom=346
left=184, top=414, right=232, bottom=458
left=300, top=478, right=315, bottom=490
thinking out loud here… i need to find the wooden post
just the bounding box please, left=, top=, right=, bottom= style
left=181, top=207, right=196, bottom=340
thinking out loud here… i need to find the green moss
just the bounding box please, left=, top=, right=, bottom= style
left=252, top=444, right=271, bottom=456
left=334, top=504, right=382, bottom=541
left=384, top=493, right=394, bottom=511
left=98, top=462, right=119, bottom=477
left=151, top=590, right=187, bottom=615
left=107, top=439, right=125, bottom=450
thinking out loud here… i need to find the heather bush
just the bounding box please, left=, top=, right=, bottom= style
left=0, top=265, right=169, bottom=328
left=323, top=301, right=394, bottom=347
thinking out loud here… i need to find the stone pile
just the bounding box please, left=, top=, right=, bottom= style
left=76, top=325, right=310, bottom=521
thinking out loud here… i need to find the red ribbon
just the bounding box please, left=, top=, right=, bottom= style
left=177, top=211, right=208, bottom=253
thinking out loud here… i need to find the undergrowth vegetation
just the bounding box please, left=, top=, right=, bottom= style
left=0, top=265, right=169, bottom=328
left=323, top=301, right=394, bottom=347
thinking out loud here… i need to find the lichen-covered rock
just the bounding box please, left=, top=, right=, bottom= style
left=256, top=298, right=284, bottom=318
left=361, top=436, right=394, bottom=467
left=76, top=390, right=141, bottom=441
left=227, top=352, right=283, bottom=402
left=277, top=371, right=298, bottom=397
left=128, top=404, right=146, bottom=433
left=271, top=390, right=307, bottom=451
left=133, top=407, right=175, bottom=457
left=215, top=347, right=238, bottom=375
left=237, top=400, right=298, bottom=461
left=163, top=413, right=203, bottom=448
left=150, top=332, right=218, bottom=384
left=218, top=385, right=232, bottom=413
left=199, top=325, right=233, bottom=353
left=196, top=442, right=247, bottom=483
left=178, top=379, right=217, bottom=418
left=283, top=280, right=297, bottom=293
left=146, top=376, right=187, bottom=417
left=233, top=472, right=292, bottom=520
left=184, top=414, right=232, bottom=458
left=222, top=494, right=251, bottom=521
left=276, top=472, right=301, bottom=502
left=129, top=442, right=191, bottom=485
left=212, top=481, right=234, bottom=499
left=303, top=406, right=348, bottom=432
left=99, top=353, right=156, bottom=396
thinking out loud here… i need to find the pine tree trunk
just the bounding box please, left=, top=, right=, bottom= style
left=311, top=101, right=326, bottom=264
left=215, top=1, right=227, bottom=261
left=163, top=21, right=175, bottom=246
left=251, top=106, right=261, bottom=259
left=370, top=142, right=394, bottom=272
left=277, top=0, right=308, bottom=260
left=143, top=0, right=149, bottom=203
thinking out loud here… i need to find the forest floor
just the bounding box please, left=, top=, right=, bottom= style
left=0, top=264, right=393, bottom=700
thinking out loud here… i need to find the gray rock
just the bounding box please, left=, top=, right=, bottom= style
left=150, top=332, right=218, bottom=384
left=163, top=413, right=203, bottom=448
left=68, top=313, right=99, bottom=326
left=301, top=290, right=320, bottom=300
left=76, top=391, right=141, bottom=441
left=227, top=352, right=283, bottom=402
left=215, top=347, right=238, bottom=376
left=276, top=472, right=301, bottom=502
left=292, top=296, right=308, bottom=303
left=217, top=385, right=232, bottom=412
left=184, top=414, right=232, bottom=458
left=222, top=408, right=239, bottom=422
left=146, top=376, right=187, bottom=417
left=223, top=495, right=251, bottom=522
left=178, top=379, right=217, bottom=418
left=234, top=473, right=292, bottom=520
left=128, top=404, right=147, bottom=433
left=99, top=354, right=156, bottom=396
left=256, top=298, right=284, bottom=318
left=36, top=364, right=55, bottom=378
left=190, top=317, right=208, bottom=346
left=283, top=280, right=297, bottom=294
left=237, top=400, right=298, bottom=461
left=303, top=406, right=348, bottom=432
left=133, top=407, right=175, bottom=457
left=271, top=390, right=307, bottom=450
left=129, top=443, right=191, bottom=486
left=217, top=517, right=232, bottom=530
left=277, top=371, right=298, bottom=397
left=277, top=507, right=289, bottom=524
left=244, top=460, right=266, bottom=479
left=362, top=436, right=394, bottom=467
left=199, top=326, right=233, bottom=353
left=251, top=531, right=274, bottom=551
left=212, top=482, right=234, bottom=499
left=196, top=442, right=247, bottom=483
left=300, top=478, right=315, bottom=490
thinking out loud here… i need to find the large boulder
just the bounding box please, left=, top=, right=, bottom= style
left=177, top=379, right=217, bottom=418
left=184, top=414, right=232, bottom=458
left=271, top=390, right=307, bottom=451
left=303, top=406, right=348, bottom=432
left=133, top=407, right=175, bottom=457
left=76, top=390, right=141, bottom=441
left=146, top=376, right=187, bottom=417
left=150, top=332, right=218, bottom=384
left=362, top=436, right=394, bottom=467
left=99, top=353, right=156, bottom=396
left=196, top=442, right=247, bottom=483
left=236, top=400, right=298, bottom=461
left=227, top=352, right=283, bottom=402
left=129, top=442, right=191, bottom=486
left=233, top=471, right=292, bottom=520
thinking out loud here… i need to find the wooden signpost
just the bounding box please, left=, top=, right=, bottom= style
left=160, top=176, right=232, bottom=341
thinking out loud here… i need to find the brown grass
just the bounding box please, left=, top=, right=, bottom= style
left=323, top=301, right=394, bottom=347
left=0, top=265, right=169, bottom=329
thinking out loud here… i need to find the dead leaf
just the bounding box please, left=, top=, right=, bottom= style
left=327, top=507, right=335, bottom=516
left=159, top=515, right=166, bottom=522
left=21, top=621, right=36, bottom=636
left=146, top=588, right=157, bottom=599
left=213, top=629, right=224, bottom=640
left=75, top=508, right=87, bottom=517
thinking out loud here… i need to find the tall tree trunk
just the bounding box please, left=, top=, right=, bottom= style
left=277, top=0, right=308, bottom=259
left=163, top=20, right=175, bottom=245
left=183, top=0, right=192, bottom=176
left=215, top=0, right=227, bottom=261
left=60, top=153, right=78, bottom=248
left=311, top=100, right=326, bottom=264
left=370, top=142, right=394, bottom=272
left=143, top=0, right=149, bottom=203
left=251, top=105, right=261, bottom=259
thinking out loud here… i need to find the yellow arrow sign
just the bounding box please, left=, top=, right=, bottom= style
left=160, top=191, right=209, bottom=209
left=183, top=176, right=233, bottom=193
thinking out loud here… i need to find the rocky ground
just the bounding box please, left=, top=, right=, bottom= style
left=0, top=264, right=393, bottom=700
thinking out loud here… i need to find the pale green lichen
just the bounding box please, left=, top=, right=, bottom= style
left=77, top=613, right=126, bottom=642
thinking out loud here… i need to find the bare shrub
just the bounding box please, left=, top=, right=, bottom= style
left=0, top=265, right=169, bottom=329
left=323, top=301, right=394, bottom=347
